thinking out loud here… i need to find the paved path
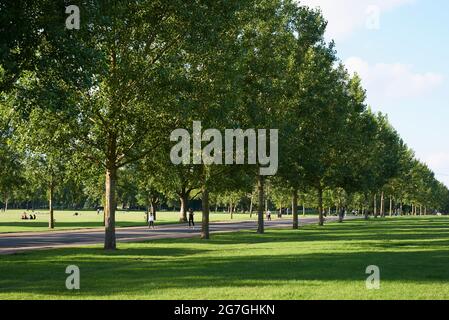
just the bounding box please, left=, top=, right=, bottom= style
left=0, top=216, right=343, bottom=255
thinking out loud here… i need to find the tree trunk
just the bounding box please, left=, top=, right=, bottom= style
left=4, top=193, right=8, bottom=212
left=145, top=196, right=150, bottom=223
left=179, top=192, right=188, bottom=222
left=104, top=167, right=117, bottom=250
left=257, top=174, right=264, bottom=234
left=48, top=183, right=55, bottom=229
left=201, top=187, right=210, bottom=240
left=249, top=196, right=253, bottom=218
left=374, top=194, right=378, bottom=218
left=364, top=194, right=369, bottom=220
left=380, top=192, right=385, bottom=218
left=389, top=196, right=393, bottom=216
left=302, top=201, right=306, bottom=216
left=318, top=186, right=324, bottom=226
left=230, top=203, right=234, bottom=219
left=150, top=200, right=157, bottom=221
left=292, top=188, right=299, bottom=230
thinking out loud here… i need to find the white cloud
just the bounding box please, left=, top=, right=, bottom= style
left=423, top=152, right=449, bottom=187
left=298, top=0, right=415, bottom=40
left=344, top=56, right=444, bottom=104
left=425, top=152, right=449, bottom=168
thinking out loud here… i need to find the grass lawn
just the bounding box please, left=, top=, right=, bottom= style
left=1, top=216, right=449, bottom=299
left=0, top=209, right=268, bottom=233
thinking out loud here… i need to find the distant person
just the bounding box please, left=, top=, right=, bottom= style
left=267, top=210, right=272, bottom=221
left=188, top=208, right=195, bottom=229
left=148, top=213, right=155, bottom=229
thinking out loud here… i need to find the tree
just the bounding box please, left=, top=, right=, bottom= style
left=7, top=1, right=251, bottom=250
left=276, top=4, right=327, bottom=229
left=0, top=104, right=24, bottom=211
left=229, top=0, right=299, bottom=233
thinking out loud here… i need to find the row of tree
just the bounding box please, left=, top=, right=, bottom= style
left=1, top=0, right=448, bottom=249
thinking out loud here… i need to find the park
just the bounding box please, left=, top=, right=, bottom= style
left=1, top=0, right=449, bottom=302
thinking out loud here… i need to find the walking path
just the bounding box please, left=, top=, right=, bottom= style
left=0, top=216, right=343, bottom=255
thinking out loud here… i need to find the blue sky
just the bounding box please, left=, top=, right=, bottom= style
left=300, top=0, right=449, bottom=186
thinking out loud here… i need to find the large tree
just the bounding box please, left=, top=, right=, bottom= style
left=6, top=1, right=250, bottom=250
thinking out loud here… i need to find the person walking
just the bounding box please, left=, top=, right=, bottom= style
left=188, top=208, right=195, bottom=229
left=148, top=212, right=155, bottom=229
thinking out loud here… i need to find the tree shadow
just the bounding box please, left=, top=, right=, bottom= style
left=2, top=247, right=449, bottom=298
left=1, top=217, right=449, bottom=298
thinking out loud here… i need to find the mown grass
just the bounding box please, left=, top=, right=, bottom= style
left=1, top=216, right=449, bottom=300
left=0, top=210, right=264, bottom=233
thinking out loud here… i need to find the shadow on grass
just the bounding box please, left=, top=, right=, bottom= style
left=1, top=217, right=449, bottom=297
left=2, top=246, right=449, bottom=297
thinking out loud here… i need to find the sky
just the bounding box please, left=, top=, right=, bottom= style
left=299, top=0, right=449, bottom=187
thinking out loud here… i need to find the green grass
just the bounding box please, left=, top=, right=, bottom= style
left=0, top=209, right=263, bottom=233
left=1, top=216, right=449, bottom=299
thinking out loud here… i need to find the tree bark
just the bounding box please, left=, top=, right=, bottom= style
left=201, top=187, right=210, bottom=240
left=257, top=174, right=264, bottom=234
left=48, top=183, right=55, bottom=229
left=104, top=167, right=117, bottom=250
left=374, top=194, right=378, bottom=218
left=3, top=192, right=8, bottom=212
left=318, top=186, right=324, bottom=226
left=179, top=191, right=188, bottom=222
left=249, top=195, right=253, bottom=218
left=364, top=194, right=369, bottom=220
left=230, top=203, right=234, bottom=220
left=146, top=196, right=150, bottom=223
left=150, top=198, right=157, bottom=221
left=389, top=196, right=393, bottom=217
left=3, top=193, right=8, bottom=212
left=292, top=188, right=299, bottom=230
left=302, top=201, right=305, bottom=217
left=380, top=192, right=385, bottom=218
